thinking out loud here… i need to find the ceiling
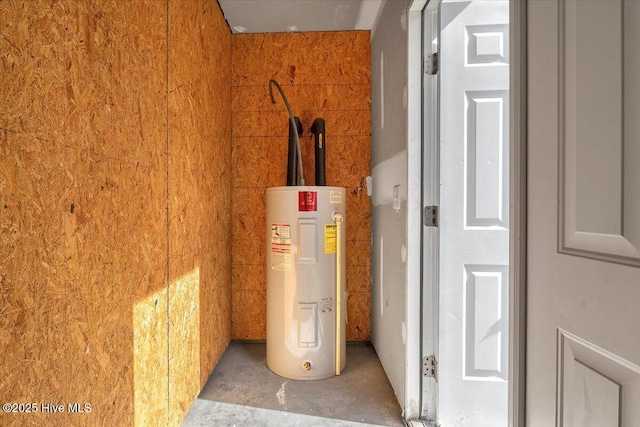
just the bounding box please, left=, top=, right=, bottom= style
left=217, top=0, right=384, bottom=34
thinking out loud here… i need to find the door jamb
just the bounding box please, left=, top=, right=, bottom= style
left=508, top=1, right=527, bottom=426
left=405, top=0, right=429, bottom=421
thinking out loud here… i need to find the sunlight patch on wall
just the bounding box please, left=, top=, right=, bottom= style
left=133, top=286, right=168, bottom=426
left=168, top=267, right=201, bottom=425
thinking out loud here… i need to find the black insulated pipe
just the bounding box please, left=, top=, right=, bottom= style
left=310, top=118, right=326, bottom=186
left=287, top=117, right=303, bottom=186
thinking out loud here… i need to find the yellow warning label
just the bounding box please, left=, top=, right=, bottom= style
left=324, top=224, right=337, bottom=254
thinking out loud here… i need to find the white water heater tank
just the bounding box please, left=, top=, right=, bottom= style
left=266, top=186, right=346, bottom=380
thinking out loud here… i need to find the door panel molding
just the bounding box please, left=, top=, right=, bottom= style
left=556, top=329, right=640, bottom=426
left=464, top=264, right=509, bottom=380
left=465, top=23, right=510, bottom=66
left=465, top=90, right=510, bottom=229
left=557, top=0, right=640, bottom=267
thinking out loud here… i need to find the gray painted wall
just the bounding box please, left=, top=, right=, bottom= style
left=370, top=0, right=411, bottom=411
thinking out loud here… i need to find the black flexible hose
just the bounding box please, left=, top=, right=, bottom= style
left=269, top=79, right=304, bottom=186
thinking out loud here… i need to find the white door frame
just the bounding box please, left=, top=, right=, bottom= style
left=405, top=0, right=428, bottom=422
left=404, top=0, right=527, bottom=425
left=507, top=1, right=526, bottom=426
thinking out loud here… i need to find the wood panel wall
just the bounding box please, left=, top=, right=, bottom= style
left=0, top=1, right=231, bottom=426
left=168, top=0, right=231, bottom=424
left=230, top=32, right=372, bottom=342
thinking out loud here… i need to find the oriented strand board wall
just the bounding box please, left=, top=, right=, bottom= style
left=0, top=0, right=231, bottom=426
left=168, top=0, right=232, bottom=424
left=231, top=32, right=372, bottom=341
left=1, top=1, right=168, bottom=425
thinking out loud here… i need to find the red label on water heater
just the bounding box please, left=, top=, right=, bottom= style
left=298, top=191, right=318, bottom=212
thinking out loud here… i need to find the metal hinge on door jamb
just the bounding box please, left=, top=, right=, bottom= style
left=423, top=356, right=437, bottom=380
left=425, top=52, right=438, bottom=75
left=404, top=420, right=437, bottom=427
left=423, top=206, right=438, bottom=227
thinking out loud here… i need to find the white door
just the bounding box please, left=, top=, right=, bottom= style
left=527, top=0, right=640, bottom=426
left=438, top=1, right=510, bottom=425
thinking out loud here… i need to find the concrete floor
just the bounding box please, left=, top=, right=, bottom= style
left=182, top=400, right=390, bottom=427
left=184, top=341, right=403, bottom=426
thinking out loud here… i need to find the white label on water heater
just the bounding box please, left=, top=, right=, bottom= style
left=330, top=191, right=342, bottom=204
left=298, top=303, right=318, bottom=347
left=271, top=224, right=291, bottom=271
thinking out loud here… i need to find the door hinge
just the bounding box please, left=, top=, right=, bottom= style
left=425, top=52, right=438, bottom=75
left=423, top=206, right=438, bottom=227
left=423, top=356, right=437, bottom=380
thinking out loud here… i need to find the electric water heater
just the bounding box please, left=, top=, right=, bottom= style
left=266, top=186, right=346, bottom=380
